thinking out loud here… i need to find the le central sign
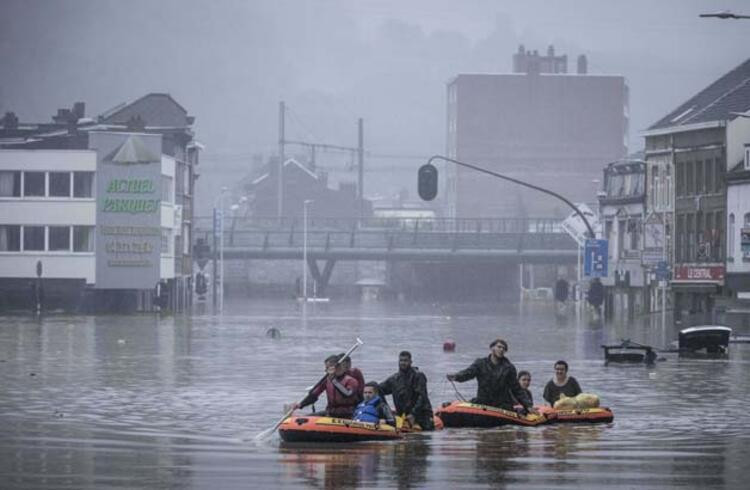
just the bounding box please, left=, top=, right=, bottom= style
left=672, top=265, right=725, bottom=283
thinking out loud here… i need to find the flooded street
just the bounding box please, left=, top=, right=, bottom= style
left=1, top=299, right=749, bottom=489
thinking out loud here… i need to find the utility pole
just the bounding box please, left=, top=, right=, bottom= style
left=358, top=118, right=364, bottom=219
left=278, top=101, right=285, bottom=219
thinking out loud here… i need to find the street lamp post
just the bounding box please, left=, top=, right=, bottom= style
left=213, top=187, right=228, bottom=313
left=302, top=200, right=313, bottom=300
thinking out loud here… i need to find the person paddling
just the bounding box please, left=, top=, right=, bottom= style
left=447, top=338, right=536, bottom=415
left=353, top=382, right=396, bottom=427
left=339, top=353, right=365, bottom=401
left=294, top=354, right=360, bottom=418
left=542, top=360, right=582, bottom=406
left=380, top=351, right=434, bottom=430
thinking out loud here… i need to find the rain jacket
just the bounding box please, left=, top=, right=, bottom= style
left=380, top=367, right=434, bottom=430
left=453, top=355, right=532, bottom=410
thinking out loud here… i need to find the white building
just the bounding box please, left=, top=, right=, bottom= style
left=0, top=138, right=181, bottom=311
left=725, top=139, right=750, bottom=326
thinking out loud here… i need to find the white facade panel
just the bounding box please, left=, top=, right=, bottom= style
left=0, top=201, right=95, bottom=225
left=727, top=182, right=750, bottom=274
left=0, top=254, right=95, bottom=282
left=726, top=117, right=750, bottom=170
left=0, top=149, right=96, bottom=171
left=160, top=256, right=175, bottom=279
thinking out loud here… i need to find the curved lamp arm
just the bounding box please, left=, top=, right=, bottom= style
left=428, top=155, right=595, bottom=239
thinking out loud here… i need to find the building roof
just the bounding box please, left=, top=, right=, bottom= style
left=99, top=93, right=193, bottom=128
left=250, top=158, right=318, bottom=186
left=649, top=58, right=750, bottom=131
left=104, top=135, right=160, bottom=163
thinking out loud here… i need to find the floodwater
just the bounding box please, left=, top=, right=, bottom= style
left=1, top=299, right=749, bottom=489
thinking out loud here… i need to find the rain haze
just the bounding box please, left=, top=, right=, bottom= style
left=1, top=0, right=749, bottom=208
left=2, top=2, right=750, bottom=489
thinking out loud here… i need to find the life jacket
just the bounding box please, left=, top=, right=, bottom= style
left=353, top=396, right=382, bottom=423
left=324, top=374, right=359, bottom=417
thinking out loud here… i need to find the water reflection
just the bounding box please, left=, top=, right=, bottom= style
left=0, top=299, right=749, bottom=489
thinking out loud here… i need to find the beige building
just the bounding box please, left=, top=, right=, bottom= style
left=445, top=45, right=628, bottom=219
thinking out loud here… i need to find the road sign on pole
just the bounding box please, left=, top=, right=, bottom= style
left=584, top=239, right=608, bottom=278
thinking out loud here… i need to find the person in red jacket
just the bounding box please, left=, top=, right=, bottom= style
left=340, top=353, right=365, bottom=401
left=294, top=354, right=360, bottom=418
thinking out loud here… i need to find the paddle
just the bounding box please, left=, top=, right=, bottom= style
left=254, top=337, right=364, bottom=441
left=449, top=379, right=468, bottom=402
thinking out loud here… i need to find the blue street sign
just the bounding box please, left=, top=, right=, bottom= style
left=584, top=239, right=608, bottom=278
left=654, top=260, right=671, bottom=281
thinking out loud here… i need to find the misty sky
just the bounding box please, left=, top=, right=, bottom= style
left=1, top=0, right=749, bottom=208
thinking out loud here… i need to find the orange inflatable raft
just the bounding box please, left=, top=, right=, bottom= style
left=435, top=401, right=547, bottom=428
left=435, top=401, right=615, bottom=428
left=279, top=416, right=402, bottom=443
left=536, top=405, right=614, bottom=424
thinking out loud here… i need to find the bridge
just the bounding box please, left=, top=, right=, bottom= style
left=193, top=216, right=578, bottom=297
left=194, top=216, right=576, bottom=262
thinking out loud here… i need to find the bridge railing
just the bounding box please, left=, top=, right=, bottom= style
left=194, top=215, right=565, bottom=234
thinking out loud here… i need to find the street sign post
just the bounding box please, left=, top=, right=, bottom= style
left=584, top=239, right=608, bottom=278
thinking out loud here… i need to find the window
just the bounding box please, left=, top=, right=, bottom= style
left=49, top=226, right=70, bottom=251
left=686, top=214, right=695, bottom=262
left=73, top=172, right=94, bottom=198
left=183, top=225, right=190, bottom=254
left=161, top=175, right=173, bottom=203
left=685, top=161, right=694, bottom=196
left=617, top=220, right=626, bottom=257
left=716, top=211, right=724, bottom=261
left=714, top=158, right=724, bottom=193
left=73, top=226, right=94, bottom=252
left=675, top=214, right=684, bottom=263
left=0, top=225, right=21, bottom=251
left=675, top=163, right=684, bottom=197
left=23, top=226, right=45, bottom=251
left=695, top=161, right=704, bottom=194
left=0, top=171, right=21, bottom=197
left=24, top=172, right=45, bottom=197
left=729, top=213, right=736, bottom=260
left=49, top=172, right=71, bottom=197
left=629, top=219, right=640, bottom=250
left=161, top=228, right=171, bottom=254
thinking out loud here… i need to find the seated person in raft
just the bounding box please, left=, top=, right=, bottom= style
left=294, top=354, right=360, bottom=418
left=447, top=338, right=536, bottom=415
left=353, top=382, right=396, bottom=427
left=542, top=360, right=582, bottom=407
left=512, top=370, right=533, bottom=409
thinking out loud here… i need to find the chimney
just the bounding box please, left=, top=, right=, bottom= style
left=1, top=112, right=19, bottom=129
left=73, top=102, right=85, bottom=119
left=577, top=54, right=588, bottom=74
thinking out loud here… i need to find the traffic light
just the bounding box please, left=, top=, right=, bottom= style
left=418, top=163, right=438, bottom=201
left=587, top=278, right=604, bottom=308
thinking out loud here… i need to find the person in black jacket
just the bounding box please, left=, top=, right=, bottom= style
left=542, top=360, right=582, bottom=406
left=380, top=351, right=435, bottom=430
left=447, top=338, right=535, bottom=414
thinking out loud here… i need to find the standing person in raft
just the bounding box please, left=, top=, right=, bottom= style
left=447, top=338, right=536, bottom=415
left=379, top=351, right=435, bottom=430
left=353, top=382, right=396, bottom=426
left=339, top=353, right=365, bottom=401
left=543, top=360, right=582, bottom=406
left=294, top=354, right=360, bottom=418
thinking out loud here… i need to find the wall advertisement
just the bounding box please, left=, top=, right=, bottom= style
left=91, top=132, right=162, bottom=289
